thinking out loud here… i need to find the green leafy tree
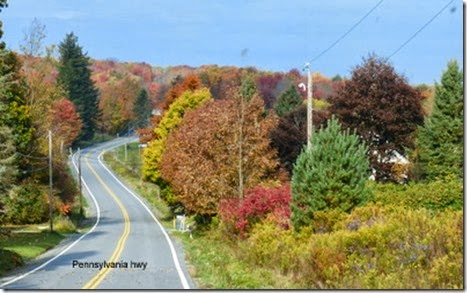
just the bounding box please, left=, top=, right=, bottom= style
left=57, top=32, right=99, bottom=142
left=0, top=0, right=8, bottom=50
left=142, top=88, right=212, bottom=184
left=275, top=84, right=302, bottom=116
left=133, top=88, right=152, bottom=129
left=415, top=60, right=463, bottom=180
left=0, top=51, right=35, bottom=153
left=291, top=116, right=370, bottom=231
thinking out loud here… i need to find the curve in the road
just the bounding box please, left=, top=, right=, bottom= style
left=0, top=139, right=191, bottom=289
left=0, top=150, right=102, bottom=288
left=96, top=150, right=190, bottom=289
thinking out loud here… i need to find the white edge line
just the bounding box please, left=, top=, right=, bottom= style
left=97, top=142, right=190, bottom=290
left=0, top=151, right=101, bottom=288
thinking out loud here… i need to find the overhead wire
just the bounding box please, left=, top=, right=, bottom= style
left=309, top=0, right=385, bottom=64
left=388, top=0, right=456, bottom=59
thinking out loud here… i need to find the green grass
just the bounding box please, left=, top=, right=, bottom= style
left=0, top=229, right=65, bottom=276
left=0, top=230, right=65, bottom=260
left=175, top=229, right=295, bottom=289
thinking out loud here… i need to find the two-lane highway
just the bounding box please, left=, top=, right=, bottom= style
left=0, top=138, right=195, bottom=289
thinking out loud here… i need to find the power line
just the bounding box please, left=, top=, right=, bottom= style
left=15, top=152, right=48, bottom=160
left=388, top=0, right=455, bottom=59
left=310, top=0, right=385, bottom=63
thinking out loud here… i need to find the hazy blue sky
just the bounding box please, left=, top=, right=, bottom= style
left=1, top=0, right=463, bottom=84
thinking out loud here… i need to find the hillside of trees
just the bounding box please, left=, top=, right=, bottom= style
left=0, top=13, right=461, bottom=289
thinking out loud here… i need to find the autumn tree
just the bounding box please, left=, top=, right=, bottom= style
left=256, top=73, right=283, bottom=109
left=415, top=60, right=463, bottom=181
left=270, top=105, right=329, bottom=175
left=142, top=88, right=212, bottom=184
left=137, top=74, right=201, bottom=144
left=329, top=55, right=424, bottom=182
left=275, top=84, right=303, bottom=116
left=291, top=116, right=370, bottom=231
left=57, top=32, right=99, bottom=142
left=98, top=74, right=140, bottom=134
left=47, top=98, right=82, bottom=150
left=160, top=86, right=279, bottom=216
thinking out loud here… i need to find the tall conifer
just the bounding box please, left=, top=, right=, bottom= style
left=57, top=33, right=99, bottom=142
left=415, top=60, right=463, bottom=180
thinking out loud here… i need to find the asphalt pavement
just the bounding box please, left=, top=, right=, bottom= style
left=0, top=138, right=196, bottom=289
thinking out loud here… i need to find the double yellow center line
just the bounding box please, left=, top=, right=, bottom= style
left=81, top=151, right=131, bottom=289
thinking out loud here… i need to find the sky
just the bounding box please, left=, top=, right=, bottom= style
left=1, top=0, right=463, bottom=85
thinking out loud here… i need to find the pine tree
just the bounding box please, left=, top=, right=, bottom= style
left=57, top=32, right=99, bottom=142
left=291, top=116, right=370, bottom=231
left=415, top=60, right=463, bottom=180
left=133, top=88, right=152, bottom=129
left=275, top=84, right=302, bottom=116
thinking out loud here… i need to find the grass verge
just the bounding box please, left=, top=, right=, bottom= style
left=102, top=142, right=172, bottom=222
left=0, top=229, right=65, bottom=276
left=102, top=143, right=297, bottom=288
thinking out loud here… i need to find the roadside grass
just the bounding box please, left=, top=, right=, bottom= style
left=174, top=229, right=296, bottom=289
left=102, top=141, right=299, bottom=289
left=102, top=142, right=172, bottom=223
left=0, top=228, right=65, bottom=276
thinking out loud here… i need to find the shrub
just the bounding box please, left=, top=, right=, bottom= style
left=3, top=183, right=49, bottom=224
left=371, top=176, right=463, bottom=211
left=291, top=116, right=371, bottom=231
left=53, top=215, right=76, bottom=233
left=219, top=184, right=291, bottom=237
left=243, top=203, right=463, bottom=289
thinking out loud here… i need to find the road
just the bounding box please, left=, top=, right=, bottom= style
left=0, top=138, right=195, bottom=289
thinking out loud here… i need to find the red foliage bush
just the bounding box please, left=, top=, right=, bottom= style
left=219, top=184, right=292, bottom=237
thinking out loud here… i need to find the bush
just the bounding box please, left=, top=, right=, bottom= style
left=3, top=183, right=49, bottom=224
left=53, top=215, right=76, bottom=233
left=291, top=116, right=371, bottom=231
left=243, top=203, right=463, bottom=289
left=219, top=184, right=291, bottom=237
left=372, top=176, right=463, bottom=211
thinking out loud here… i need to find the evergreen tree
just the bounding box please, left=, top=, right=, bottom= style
left=415, top=60, right=463, bottom=180
left=133, top=88, right=152, bottom=129
left=57, top=32, right=99, bottom=142
left=291, top=116, right=370, bottom=231
left=240, top=76, right=257, bottom=101
left=275, top=84, right=302, bottom=116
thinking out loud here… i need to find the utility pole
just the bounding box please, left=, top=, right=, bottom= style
left=78, top=147, right=83, bottom=217
left=48, top=130, right=54, bottom=232
left=124, top=140, right=128, bottom=162
left=305, top=63, right=313, bottom=150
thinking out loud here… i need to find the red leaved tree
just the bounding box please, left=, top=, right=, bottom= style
left=47, top=98, right=82, bottom=149
left=160, top=86, right=279, bottom=216
left=329, top=55, right=424, bottom=182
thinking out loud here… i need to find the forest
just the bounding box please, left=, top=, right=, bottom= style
left=0, top=11, right=463, bottom=289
